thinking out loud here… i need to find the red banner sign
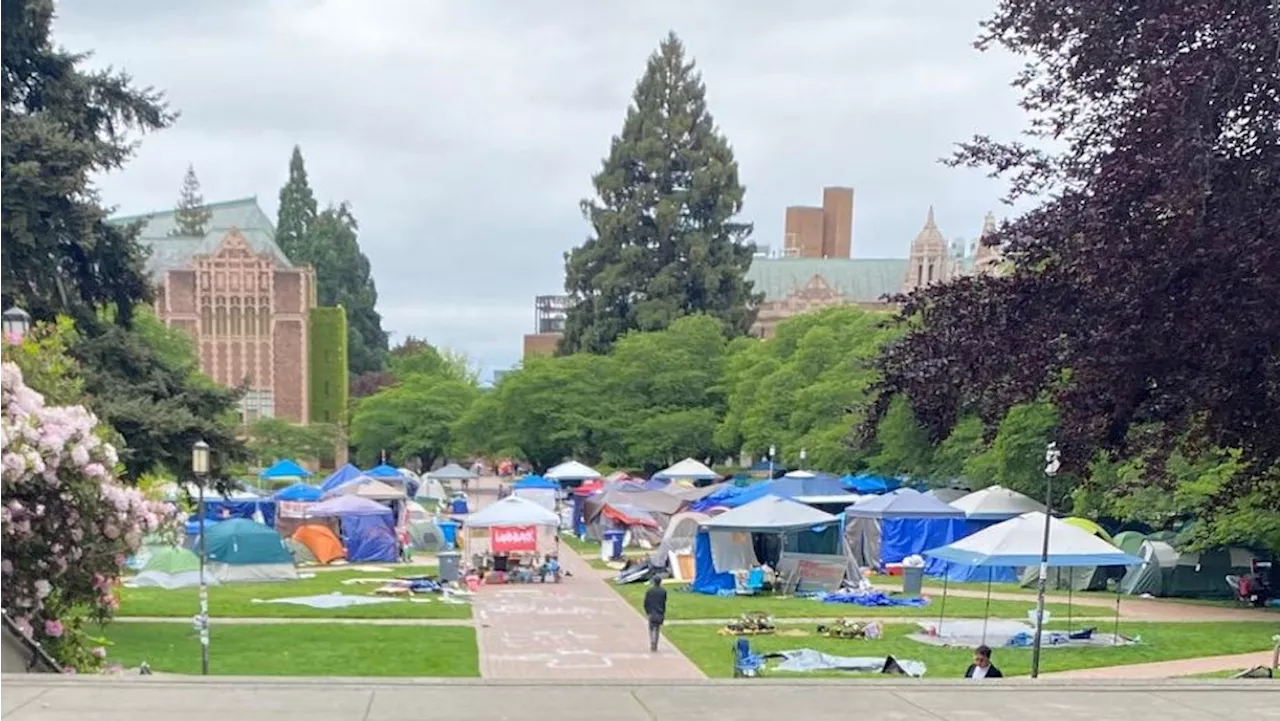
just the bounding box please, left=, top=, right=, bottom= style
left=490, top=525, right=537, bottom=552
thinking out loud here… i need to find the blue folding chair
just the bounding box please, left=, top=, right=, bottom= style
left=732, top=637, right=766, bottom=678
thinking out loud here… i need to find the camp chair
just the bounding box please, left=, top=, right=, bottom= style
left=732, top=638, right=765, bottom=678
left=735, top=568, right=765, bottom=595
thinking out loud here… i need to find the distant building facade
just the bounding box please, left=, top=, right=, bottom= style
left=522, top=294, right=568, bottom=358
left=783, top=186, right=854, bottom=259
left=111, top=198, right=316, bottom=423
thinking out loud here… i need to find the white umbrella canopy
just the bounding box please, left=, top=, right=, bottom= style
left=654, top=458, right=719, bottom=481
left=464, top=495, right=560, bottom=528
left=949, top=485, right=1046, bottom=521
left=544, top=460, right=601, bottom=482
left=925, top=512, right=1142, bottom=568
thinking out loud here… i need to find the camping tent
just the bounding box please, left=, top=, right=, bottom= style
left=319, top=463, right=363, bottom=493
left=1018, top=517, right=1121, bottom=591
left=204, top=519, right=298, bottom=582
left=273, top=482, right=323, bottom=502
left=284, top=537, right=317, bottom=565
left=292, top=525, right=346, bottom=564
left=363, top=464, right=419, bottom=497
left=924, top=487, right=970, bottom=504
left=649, top=511, right=712, bottom=571
left=949, top=485, right=1045, bottom=521
left=1119, top=541, right=1255, bottom=599
left=126, top=546, right=213, bottom=589
left=407, top=520, right=446, bottom=553
left=303, top=495, right=398, bottom=563
left=416, top=477, right=448, bottom=503
left=653, top=458, right=719, bottom=482
left=581, top=485, right=686, bottom=541
left=545, top=460, right=601, bottom=483
left=925, top=512, right=1141, bottom=573
left=843, top=488, right=972, bottom=575
left=512, top=474, right=559, bottom=512
left=693, top=497, right=845, bottom=594
left=259, top=459, right=312, bottom=483
left=462, top=495, right=560, bottom=554
left=1112, top=530, right=1147, bottom=557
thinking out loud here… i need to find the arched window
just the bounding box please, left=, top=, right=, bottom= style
left=230, top=307, right=242, bottom=336
left=926, top=262, right=934, bottom=284
left=244, top=307, right=257, bottom=337
left=215, top=306, right=227, bottom=335
left=259, top=308, right=271, bottom=336
left=201, top=305, right=213, bottom=335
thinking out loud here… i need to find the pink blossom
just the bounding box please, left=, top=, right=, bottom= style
left=34, top=579, right=51, bottom=598
left=1, top=559, right=12, bottom=574
left=83, top=463, right=107, bottom=479
left=92, top=647, right=107, bottom=659
left=44, top=619, right=63, bottom=638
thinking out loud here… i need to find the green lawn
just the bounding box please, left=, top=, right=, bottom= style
left=664, top=621, right=1280, bottom=678
left=558, top=534, right=596, bottom=555
left=118, top=568, right=471, bottom=620
left=614, top=582, right=1082, bottom=621
left=102, top=622, right=479, bottom=676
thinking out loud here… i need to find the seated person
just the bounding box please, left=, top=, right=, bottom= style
left=964, top=645, right=1003, bottom=679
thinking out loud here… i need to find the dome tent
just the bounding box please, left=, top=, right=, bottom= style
left=126, top=546, right=215, bottom=590
left=292, top=524, right=346, bottom=564
left=204, top=519, right=298, bottom=582
left=284, top=537, right=318, bottom=565
left=1018, top=517, right=1123, bottom=592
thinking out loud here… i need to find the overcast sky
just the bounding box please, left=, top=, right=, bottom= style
left=56, top=0, right=1027, bottom=378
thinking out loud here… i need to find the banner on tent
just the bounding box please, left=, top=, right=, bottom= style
left=777, top=552, right=846, bottom=593
left=278, top=501, right=311, bottom=519
left=491, top=526, right=537, bottom=552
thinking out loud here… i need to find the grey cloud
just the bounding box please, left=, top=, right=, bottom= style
left=55, top=0, right=1028, bottom=377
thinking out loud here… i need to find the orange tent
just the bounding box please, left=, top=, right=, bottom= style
left=293, top=525, right=346, bottom=564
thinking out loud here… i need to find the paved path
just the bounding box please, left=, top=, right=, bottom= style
left=469, top=476, right=703, bottom=680
left=1041, top=650, right=1277, bottom=679
left=5, top=676, right=1278, bottom=720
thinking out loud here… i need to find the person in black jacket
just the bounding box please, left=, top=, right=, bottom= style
left=964, top=645, right=1003, bottom=679
left=643, top=576, right=668, bottom=652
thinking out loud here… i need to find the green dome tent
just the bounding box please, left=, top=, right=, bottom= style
left=204, top=519, right=298, bottom=583
left=125, top=546, right=214, bottom=590
left=1112, top=531, right=1146, bottom=557
left=1018, top=517, right=1121, bottom=592
left=284, top=537, right=318, bottom=565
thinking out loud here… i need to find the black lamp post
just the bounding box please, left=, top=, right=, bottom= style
left=2, top=306, right=31, bottom=342
left=192, top=440, right=211, bottom=676
left=1030, top=441, right=1061, bottom=679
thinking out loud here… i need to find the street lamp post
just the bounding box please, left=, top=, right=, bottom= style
left=1030, top=441, right=1061, bottom=679
left=2, top=306, right=31, bottom=343
left=192, top=440, right=211, bottom=676
left=768, top=445, right=776, bottom=480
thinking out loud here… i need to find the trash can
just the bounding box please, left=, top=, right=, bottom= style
left=438, top=551, right=462, bottom=583
left=437, top=519, right=459, bottom=549
left=602, top=530, right=626, bottom=561
left=902, top=565, right=925, bottom=597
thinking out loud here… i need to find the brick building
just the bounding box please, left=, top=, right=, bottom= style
left=783, top=186, right=854, bottom=259
left=112, top=198, right=316, bottom=423
left=522, top=295, right=568, bottom=358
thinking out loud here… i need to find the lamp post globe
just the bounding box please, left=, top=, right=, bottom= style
left=2, top=306, right=31, bottom=342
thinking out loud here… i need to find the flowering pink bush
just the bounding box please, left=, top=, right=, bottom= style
left=1, top=362, right=181, bottom=671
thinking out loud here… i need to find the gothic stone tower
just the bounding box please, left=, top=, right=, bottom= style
left=902, top=207, right=953, bottom=293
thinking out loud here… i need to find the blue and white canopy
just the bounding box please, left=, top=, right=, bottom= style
left=925, top=512, right=1143, bottom=568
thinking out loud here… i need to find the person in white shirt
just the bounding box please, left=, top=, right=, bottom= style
left=964, top=645, right=1003, bottom=679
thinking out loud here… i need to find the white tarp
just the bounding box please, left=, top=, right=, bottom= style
left=255, top=594, right=400, bottom=609
left=709, top=530, right=758, bottom=571
left=772, top=649, right=926, bottom=677
left=464, top=495, right=560, bottom=528
left=701, top=496, right=839, bottom=533
left=948, top=485, right=1045, bottom=520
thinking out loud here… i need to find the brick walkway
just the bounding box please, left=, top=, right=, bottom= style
left=469, top=476, right=704, bottom=680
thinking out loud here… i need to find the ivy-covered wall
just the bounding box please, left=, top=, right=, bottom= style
left=308, top=306, right=348, bottom=426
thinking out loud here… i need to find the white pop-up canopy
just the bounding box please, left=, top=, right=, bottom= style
left=701, top=495, right=838, bottom=533
left=949, top=485, right=1046, bottom=521
left=427, top=462, right=476, bottom=481
left=654, top=458, right=719, bottom=481
left=925, top=512, right=1142, bottom=568
left=545, top=460, right=601, bottom=482
left=464, top=495, right=560, bottom=528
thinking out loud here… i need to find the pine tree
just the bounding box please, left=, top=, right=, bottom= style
left=560, top=32, right=759, bottom=355
left=304, top=203, right=389, bottom=376
left=275, top=145, right=317, bottom=262
left=170, top=164, right=211, bottom=236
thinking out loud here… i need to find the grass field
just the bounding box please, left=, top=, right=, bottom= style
left=613, top=582, right=1082, bottom=621
left=663, top=621, right=1280, bottom=678
left=118, top=568, right=472, bottom=620
left=102, top=622, right=479, bottom=676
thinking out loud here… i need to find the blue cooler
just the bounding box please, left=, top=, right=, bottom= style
left=438, top=519, right=459, bottom=548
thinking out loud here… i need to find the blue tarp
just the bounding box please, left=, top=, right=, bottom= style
left=513, top=475, right=559, bottom=490
left=692, top=474, right=847, bottom=511
left=273, top=482, right=323, bottom=502
left=690, top=531, right=735, bottom=595
left=364, top=463, right=404, bottom=478
left=881, top=517, right=971, bottom=567
left=194, top=498, right=276, bottom=528
left=932, top=519, right=1016, bottom=583
left=820, top=589, right=930, bottom=607
left=259, top=459, right=312, bottom=479
left=320, top=463, right=363, bottom=492
left=341, top=513, right=397, bottom=562
left=772, top=474, right=847, bottom=497
left=841, top=474, right=901, bottom=494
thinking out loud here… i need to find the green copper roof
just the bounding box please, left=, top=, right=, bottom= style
left=109, top=197, right=291, bottom=280
left=746, top=258, right=908, bottom=303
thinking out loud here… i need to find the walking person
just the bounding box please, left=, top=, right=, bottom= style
left=964, top=645, right=1003, bottom=679
left=643, top=576, right=668, bottom=652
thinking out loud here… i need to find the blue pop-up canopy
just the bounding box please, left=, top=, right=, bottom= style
left=272, top=482, right=323, bottom=502
left=841, top=474, right=901, bottom=494
left=259, top=459, right=312, bottom=480
left=365, top=463, right=406, bottom=478
left=513, top=474, right=559, bottom=490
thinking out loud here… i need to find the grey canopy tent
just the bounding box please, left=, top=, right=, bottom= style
left=427, top=463, right=476, bottom=481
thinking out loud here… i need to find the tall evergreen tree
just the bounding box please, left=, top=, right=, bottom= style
left=2, top=0, right=173, bottom=325
left=560, top=32, right=758, bottom=354
left=303, top=203, right=389, bottom=376
left=170, top=164, right=211, bottom=236
left=275, top=145, right=316, bottom=262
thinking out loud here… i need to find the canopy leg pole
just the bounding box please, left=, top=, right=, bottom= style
left=982, top=566, right=993, bottom=645
left=937, top=565, right=949, bottom=635
left=1068, top=582, right=1073, bottom=631
left=1113, top=584, right=1122, bottom=647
